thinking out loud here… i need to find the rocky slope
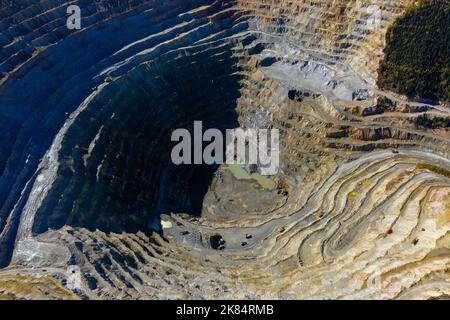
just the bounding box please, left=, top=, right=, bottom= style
left=0, top=0, right=448, bottom=299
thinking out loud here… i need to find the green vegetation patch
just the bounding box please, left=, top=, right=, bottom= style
left=378, top=0, right=450, bottom=102
left=417, top=163, right=450, bottom=178
left=415, top=114, right=450, bottom=128
left=210, top=175, right=218, bottom=191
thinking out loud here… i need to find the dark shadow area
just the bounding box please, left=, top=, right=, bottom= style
left=32, top=40, right=243, bottom=234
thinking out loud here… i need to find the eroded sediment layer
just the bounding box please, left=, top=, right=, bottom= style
left=0, top=0, right=448, bottom=300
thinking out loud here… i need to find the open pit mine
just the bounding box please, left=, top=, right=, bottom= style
left=0, top=0, right=449, bottom=300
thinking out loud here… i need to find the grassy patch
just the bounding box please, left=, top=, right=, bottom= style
left=210, top=175, right=218, bottom=191
left=417, top=163, right=450, bottom=178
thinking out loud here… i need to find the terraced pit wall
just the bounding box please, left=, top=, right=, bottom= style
left=0, top=0, right=448, bottom=300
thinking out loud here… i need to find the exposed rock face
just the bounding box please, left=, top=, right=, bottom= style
left=0, top=0, right=449, bottom=300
